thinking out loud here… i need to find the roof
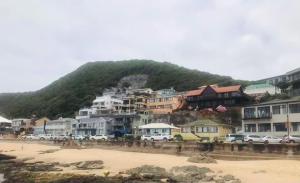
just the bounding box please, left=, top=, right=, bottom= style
left=185, top=85, right=241, bottom=97
left=244, top=96, right=300, bottom=107
left=286, top=67, right=300, bottom=75
left=185, top=88, right=205, bottom=97
left=0, top=116, right=12, bottom=124
left=213, top=85, right=241, bottom=93
left=245, top=83, right=275, bottom=90
left=179, top=119, right=230, bottom=127
left=139, top=123, right=179, bottom=129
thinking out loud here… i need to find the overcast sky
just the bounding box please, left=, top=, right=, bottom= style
left=1, top=0, right=300, bottom=93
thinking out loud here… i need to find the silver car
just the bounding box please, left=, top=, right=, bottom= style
left=284, top=135, right=300, bottom=143
left=262, top=136, right=283, bottom=144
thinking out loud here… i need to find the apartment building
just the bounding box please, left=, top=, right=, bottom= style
left=242, top=97, right=300, bottom=136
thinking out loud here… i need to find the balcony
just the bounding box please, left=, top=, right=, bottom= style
left=243, top=113, right=272, bottom=120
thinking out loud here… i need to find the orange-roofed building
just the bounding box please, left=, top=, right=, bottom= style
left=185, top=85, right=252, bottom=110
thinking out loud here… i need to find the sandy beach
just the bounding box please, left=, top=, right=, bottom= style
left=1, top=141, right=300, bottom=183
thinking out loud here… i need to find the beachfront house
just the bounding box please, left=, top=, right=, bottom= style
left=72, top=117, right=113, bottom=136
left=45, top=118, right=76, bottom=136
left=185, top=85, right=251, bottom=110
left=242, top=97, right=300, bottom=137
left=139, top=123, right=180, bottom=136
left=0, top=116, right=12, bottom=134
left=178, top=119, right=232, bottom=141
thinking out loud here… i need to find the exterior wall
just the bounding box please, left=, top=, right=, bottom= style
left=73, top=117, right=112, bottom=136
left=242, top=102, right=300, bottom=136
left=178, top=126, right=231, bottom=141
left=132, top=111, right=154, bottom=135
left=141, top=128, right=171, bottom=136
left=11, top=119, right=30, bottom=132
left=34, top=117, right=50, bottom=127
left=45, top=118, right=75, bottom=136
left=146, top=95, right=182, bottom=114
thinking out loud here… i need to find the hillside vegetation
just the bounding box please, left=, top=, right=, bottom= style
left=0, top=60, right=249, bottom=118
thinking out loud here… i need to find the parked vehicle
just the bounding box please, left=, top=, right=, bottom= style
left=90, top=134, right=108, bottom=141
left=225, top=134, right=244, bottom=143
left=38, top=134, right=53, bottom=140
left=53, top=135, right=69, bottom=141
left=244, top=134, right=263, bottom=143
left=25, top=134, right=39, bottom=140
left=73, top=135, right=89, bottom=140
left=141, top=134, right=173, bottom=141
left=262, top=136, right=282, bottom=144
left=283, top=135, right=300, bottom=143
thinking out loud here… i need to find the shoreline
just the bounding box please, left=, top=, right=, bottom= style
left=1, top=141, right=300, bottom=183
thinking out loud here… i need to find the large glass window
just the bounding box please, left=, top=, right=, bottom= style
left=289, top=103, right=300, bottom=113
left=244, top=124, right=256, bottom=132
left=273, top=123, right=287, bottom=132
left=292, top=122, right=300, bottom=132
left=258, top=123, right=271, bottom=132
left=272, top=105, right=281, bottom=115
left=257, top=106, right=271, bottom=118
left=244, top=108, right=256, bottom=119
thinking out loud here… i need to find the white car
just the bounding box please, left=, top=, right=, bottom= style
left=38, top=134, right=54, bottom=140
left=262, top=136, right=283, bottom=144
left=90, top=134, right=108, bottom=141
left=141, top=134, right=173, bottom=141
left=53, top=135, right=69, bottom=141
left=244, top=134, right=263, bottom=143
left=73, top=135, right=89, bottom=140
left=25, top=134, right=39, bottom=140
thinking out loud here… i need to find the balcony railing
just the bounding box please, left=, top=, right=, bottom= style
left=243, top=114, right=272, bottom=120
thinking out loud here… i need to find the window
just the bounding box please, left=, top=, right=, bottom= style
left=273, top=123, right=287, bottom=132
left=292, top=122, right=300, bottom=132
left=258, top=123, right=271, bottom=132
left=196, top=127, right=202, bottom=133
left=182, top=127, right=191, bottom=133
left=272, top=105, right=281, bottom=115
left=257, top=106, right=271, bottom=118
left=209, top=127, right=218, bottom=133
left=244, top=108, right=256, bottom=119
left=289, top=103, right=300, bottom=113
left=244, top=124, right=256, bottom=132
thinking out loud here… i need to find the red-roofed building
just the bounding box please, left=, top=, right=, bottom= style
left=185, top=85, right=252, bottom=110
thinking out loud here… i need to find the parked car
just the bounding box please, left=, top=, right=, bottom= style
left=90, top=134, right=108, bottom=141
left=225, top=134, right=244, bottom=143
left=38, top=134, right=54, bottom=140
left=53, top=135, right=69, bottom=141
left=141, top=134, right=173, bottom=141
left=73, top=135, right=89, bottom=140
left=283, top=135, right=300, bottom=143
left=262, top=136, right=283, bottom=144
left=25, top=134, right=39, bottom=140
left=244, top=134, right=263, bottom=143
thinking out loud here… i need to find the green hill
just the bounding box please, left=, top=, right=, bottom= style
left=0, top=60, right=249, bottom=119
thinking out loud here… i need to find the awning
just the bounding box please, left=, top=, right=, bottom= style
left=139, top=123, right=179, bottom=129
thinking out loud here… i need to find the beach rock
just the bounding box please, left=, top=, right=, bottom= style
left=72, top=160, right=104, bottom=170
left=126, top=165, right=169, bottom=179
left=187, top=154, right=217, bottom=164
left=169, top=166, right=213, bottom=182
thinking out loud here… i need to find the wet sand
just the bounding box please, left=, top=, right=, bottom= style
left=1, top=141, right=300, bottom=183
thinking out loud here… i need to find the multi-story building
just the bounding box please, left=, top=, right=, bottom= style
left=258, top=67, right=300, bottom=96
left=185, top=85, right=251, bottom=110
left=0, top=116, right=12, bottom=134
left=72, top=117, right=113, bottom=136
left=146, top=88, right=185, bottom=114
left=242, top=97, right=300, bottom=136
left=11, top=118, right=30, bottom=134
left=43, top=118, right=76, bottom=136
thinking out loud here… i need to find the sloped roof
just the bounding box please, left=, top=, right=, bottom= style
left=185, top=85, right=241, bottom=97
left=213, top=85, right=241, bottom=93
left=185, top=88, right=205, bottom=97
left=0, top=116, right=12, bottom=124
left=139, top=123, right=179, bottom=129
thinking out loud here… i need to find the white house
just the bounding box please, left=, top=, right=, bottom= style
left=44, top=118, right=76, bottom=136
left=139, top=123, right=179, bottom=136
left=0, top=116, right=12, bottom=134
left=242, top=97, right=300, bottom=137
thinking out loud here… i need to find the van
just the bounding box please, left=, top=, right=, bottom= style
left=225, top=134, right=244, bottom=143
